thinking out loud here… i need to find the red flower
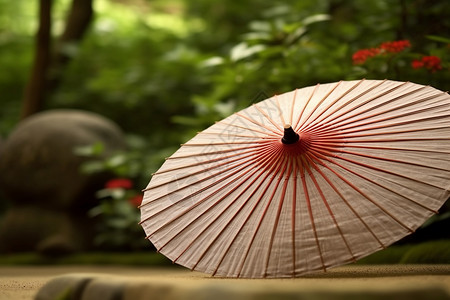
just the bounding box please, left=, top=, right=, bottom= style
left=411, top=59, right=424, bottom=69
left=422, top=56, right=442, bottom=72
left=352, top=40, right=411, bottom=65
left=128, top=194, right=143, bottom=207
left=352, top=48, right=380, bottom=64
left=380, top=40, right=411, bottom=53
left=105, top=178, right=133, bottom=189
left=411, top=55, right=442, bottom=72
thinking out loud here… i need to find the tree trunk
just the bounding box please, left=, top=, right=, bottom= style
left=50, top=0, right=94, bottom=86
left=21, top=0, right=94, bottom=120
left=21, top=0, right=53, bottom=119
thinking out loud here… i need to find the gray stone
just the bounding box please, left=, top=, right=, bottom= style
left=35, top=274, right=94, bottom=300
left=34, top=266, right=450, bottom=300
left=0, top=109, right=126, bottom=253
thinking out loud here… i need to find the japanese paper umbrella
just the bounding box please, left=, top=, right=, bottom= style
left=140, top=79, right=450, bottom=278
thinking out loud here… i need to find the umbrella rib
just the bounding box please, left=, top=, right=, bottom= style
left=187, top=151, right=286, bottom=276
left=141, top=155, right=260, bottom=230
left=344, top=136, right=450, bottom=143
left=151, top=147, right=261, bottom=177
left=310, top=149, right=415, bottom=232
left=293, top=83, right=318, bottom=130
left=188, top=165, right=277, bottom=273
left=297, top=156, right=326, bottom=272
left=315, top=87, right=440, bottom=133
left=306, top=82, right=426, bottom=133
left=335, top=104, right=450, bottom=135
left=153, top=158, right=269, bottom=257
left=181, top=141, right=262, bottom=146
left=305, top=153, right=386, bottom=249
left=236, top=148, right=286, bottom=278
left=141, top=150, right=265, bottom=205
left=144, top=156, right=256, bottom=195
left=176, top=144, right=283, bottom=275
left=296, top=81, right=343, bottom=131
left=144, top=145, right=283, bottom=265
left=313, top=147, right=442, bottom=213
left=275, top=94, right=286, bottom=126
left=253, top=102, right=284, bottom=131
left=150, top=145, right=282, bottom=269
left=167, top=144, right=263, bottom=160
left=210, top=149, right=287, bottom=276
left=341, top=123, right=450, bottom=139
left=304, top=155, right=357, bottom=263
left=320, top=141, right=448, bottom=192
left=146, top=142, right=277, bottom=188
left=302, top=79, right=365, bottom=131
left=263, top=155, right=292, bottom=277
left=217, top=121, right=279, bottom=138
left=199, top=132, right=274, bottom=139
left=344, top=144, right=450, bottom=155
left=291, top=160, right=298, bottom=276
left=236, top=109, right=281, bottom=135
left=300, top=79, right=389, bottom=132
left=316, top=145, right=450, bottom=174
left=289, top=89, right=298, bottom=126
left=296, top=82, right=342, bottom=132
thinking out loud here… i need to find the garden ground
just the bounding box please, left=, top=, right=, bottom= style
left=1, top=265, right=449, bottom=300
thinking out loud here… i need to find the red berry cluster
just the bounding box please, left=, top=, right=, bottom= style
left=352, top=40, right=444, bottom=72
left=352, top=40, right=411, bottom=65
left=352, top=48, right=381, bottom=65
left=105, top=178, right=133, bottom=189
left=379, top=40, right=411, bottom=53
left=411, top=56, right=442, bottom=72
left=104, top=178, right=143, bottom=207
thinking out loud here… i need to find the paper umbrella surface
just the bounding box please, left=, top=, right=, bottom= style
left=140, top=79, right=450, bottom=278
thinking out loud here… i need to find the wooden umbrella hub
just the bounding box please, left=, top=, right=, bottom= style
left=279, top=125, right=313, bottom=157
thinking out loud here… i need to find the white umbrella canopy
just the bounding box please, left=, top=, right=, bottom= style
left=140, top=79, right=450, bottom=278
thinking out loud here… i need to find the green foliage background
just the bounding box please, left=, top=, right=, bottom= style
left=0, top=0, right=449, bottom=250
left=1, top=0, right=449, bottom=147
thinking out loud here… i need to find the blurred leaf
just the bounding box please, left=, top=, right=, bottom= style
left=171, top=115, right=203, bottom=126
left=213, top=101, right=235, bottom=118
left=302, top=14, right=331, bottom=26
left=107, top=217, right=132, bottom=229
left=73, top=142, right=105, bottom=157
left=79, top=160, right=105, bottom=174
left=285, top=26, right=307, bottom=45
left=88, top=205, right=104, bottom=218
left=249, top=20, right=271, bottom=32
left=59, top=41, right=80, bottom=58
left=243, top=32, right=272, bottom=42
left=230, top=42, right=266, bottom=61
left=425, top=35, right=450, bottom=44
left=125, top=134, right=147, bottom=149
left=96, top=188, right=126, bottom=199
left=105, top=154, right=127, bottom=168
left=262, top=5, right=291, bottom=18
left=200, top=56, right=224, bottom=68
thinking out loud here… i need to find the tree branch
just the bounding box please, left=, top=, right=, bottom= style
left=21, top=0, right=94, bottom=120
left=21, top=0, right=53, bottom=119
left=54, top=0, right=94, bottom=68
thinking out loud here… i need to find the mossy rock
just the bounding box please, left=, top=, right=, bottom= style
left=0, top=109, right=126, bottom=253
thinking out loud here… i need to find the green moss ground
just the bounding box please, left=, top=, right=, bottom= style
left=0, top=240, right=448, bottom=266
left=355, top=240, right=450, bottom=264
left=0, top=251, right=173, bottom=266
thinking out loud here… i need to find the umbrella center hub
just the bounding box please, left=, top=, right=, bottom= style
left=282, top=125, right=299, bottom=144
left=279, top=125, right=312, bottom=156
left=281, top=132, right=312, bottom=156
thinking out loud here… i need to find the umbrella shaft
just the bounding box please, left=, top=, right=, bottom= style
left=282, top=125, right=299, bottom=144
